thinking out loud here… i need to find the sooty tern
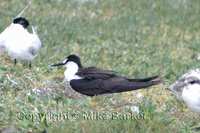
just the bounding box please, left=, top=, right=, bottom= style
left=51, top=54, right=162, bottom=96
left=0, top=17, right=42, bottom=68
left=169, top=69, right=200, bottom=113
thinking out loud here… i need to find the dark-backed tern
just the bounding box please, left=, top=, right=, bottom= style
left=51, top=54, right=162, bottom=96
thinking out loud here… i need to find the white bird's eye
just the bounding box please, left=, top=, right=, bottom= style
left=188, top=80, right=199, bottom=85
left=189, top=81, right=196, bottom=84
left=185, top=76, right=199, bottom=84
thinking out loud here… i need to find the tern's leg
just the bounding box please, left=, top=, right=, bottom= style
left=29, top=62, right=32, bottom=68
left=14, top=59, right=17, bottom=65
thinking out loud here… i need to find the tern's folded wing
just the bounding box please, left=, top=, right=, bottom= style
left=76, top=67, right=118, bottom=80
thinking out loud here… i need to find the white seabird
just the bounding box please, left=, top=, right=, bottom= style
left=169, top=69, right=200, bottom=113
left=0, top=17, right=42, bottom=67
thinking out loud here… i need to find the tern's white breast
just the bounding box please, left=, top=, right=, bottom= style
left=64, top=62, right=82, bottom=82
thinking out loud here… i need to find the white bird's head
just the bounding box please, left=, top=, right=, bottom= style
left=13, top=17, right=29, bottom=29
left=169, top=69, right=200, bottom=113
left=169, top=75, right=200, bottom=98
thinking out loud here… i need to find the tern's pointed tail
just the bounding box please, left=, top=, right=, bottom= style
left=31, top=26, right=38, bottom=34
left=99, top=76, right=162, bottom=95
left=129, top=76, right=161, bottom=89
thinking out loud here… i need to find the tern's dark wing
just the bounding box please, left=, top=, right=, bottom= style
left=76, top=67, right=118, bottom=80
left=70, top=77, right=161, bottom=96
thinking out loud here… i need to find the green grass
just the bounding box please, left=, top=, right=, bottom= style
left=0, top=0, right=200, bottom=132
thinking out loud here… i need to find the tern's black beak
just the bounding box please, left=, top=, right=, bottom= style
left=50, top=58, right=68, bottom=67
left=50, top=62, right=66, bottom=67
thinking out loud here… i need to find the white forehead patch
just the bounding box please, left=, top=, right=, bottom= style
left=62, top=59, right=68, bottom=64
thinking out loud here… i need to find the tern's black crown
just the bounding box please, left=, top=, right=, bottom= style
left=66, top=54, right=82, bottom=68
left=13, top=17, right=29, bottom=28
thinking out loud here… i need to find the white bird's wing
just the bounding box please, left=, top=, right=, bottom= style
left=31, top=26, right=42, bottom=47
left=26, top=27, right=42, bottom=56
left=32, top=34, right=42, bottom=49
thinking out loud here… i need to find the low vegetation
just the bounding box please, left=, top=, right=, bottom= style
left=0, top=0, right=200, bottom=132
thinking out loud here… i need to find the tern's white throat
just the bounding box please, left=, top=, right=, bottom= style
left=64, top=61, right=82, bottom=82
